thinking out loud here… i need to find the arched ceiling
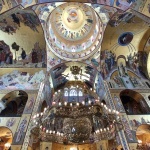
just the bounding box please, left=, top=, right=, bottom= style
left=0, top=1, right=149, bottom=79
left=46, top=2, right=103, bottom=61
left=101, top=14, right=149, bottom=58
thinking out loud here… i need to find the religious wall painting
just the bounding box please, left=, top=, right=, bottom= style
left=127, top=51, right=148, bottom=79
left=113, top=0, right=135, bottom=11
left=23, top=95, right=35, bottom=114
left=130, top=0, right=147, bottom=12
left=0, top=7, right=23, bottom=35
left=0, top=7, right=46, bottom=68
left=128, top=115, right=150, bottom=131
left=96, top=0, right=115, bottom=6
left=100, top=50, right=116, bottom=79
left=6, top=0, right=36, bottom=10
left=112, top=94, right=125, bottom=112
left=0, top=70, right=45, bottom=90
left=38, top=3, right=56, bottom=25
left=13, top=114, right=30, bottom=145
left=50, top=63, right=68, bottom=89
left=21, top=42, right=46, bottom=68
left=109, top=10, right=135, bottom=27
left=0, top=41, right=13, bottom=66
left=6, top=0, right=18, bottom=8
left=121, top=115, right=137, bottom=143
left=47, top=54, right=62, bottom=70
left=0, top=7, right=41, bottom=35
left=18, top=0, right=35, bottom=7
left=141, top=0, right=150, bottom=17
left=84, top=65, right=97, bottom=85
left=111, top=75, right=125, bottom=88
left=0, top=41, right=46, bottom=68
left=91, top=4, right=117, bottom=24
left=6, top=118, right=16, bottom=128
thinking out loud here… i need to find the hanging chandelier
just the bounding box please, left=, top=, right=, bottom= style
left=31, top=100, right=123, bottom=144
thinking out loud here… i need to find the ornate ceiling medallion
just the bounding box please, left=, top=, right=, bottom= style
left=46, top=2, right=103, bottom=61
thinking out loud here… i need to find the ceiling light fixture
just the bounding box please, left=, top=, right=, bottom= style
left=31, top=99, right=123, bottom=144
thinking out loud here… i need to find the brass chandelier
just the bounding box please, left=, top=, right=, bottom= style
left=31, top=100, right=123, bottom=144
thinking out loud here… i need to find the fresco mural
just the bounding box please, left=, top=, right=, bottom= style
left=50, top=63, right=68, bottom=89
left=121, top=115, right=137, bottom=143
left=91, top=5, right=112, bottom=29
left=36, top=3, right=56, bottom=25
left=142, top=0, right=150, bottom=17
left=96, top=0, right=115, bottom=6
left=114, top=0, right=135, bottom=11
left=50, top=62, right=98, bottom=89
left=13, top=114, right=30, bottom=145
left=0, top=70, right=45, bottom=90
left=0, top=41, right=46, bottom=67
left=0, top=41, right=13, bottom=65
left=47, top=51, right=62, bottom=70
left=0, top=7, right=40, bottom=34
left=0, top=0, right=148, bottom=19
left=6, top=0, right=36, bottom=8
left=109, top=10, right=135, bottom=27
left=109, top=70, right=143, bottom=89
left=95, top=72, right=105, bottom=99
left=130, top=0, right=147, bottom=12
left=0, top=7, right=46, bottom=68
left=104, top=51, right=148, bottom=89
left=6, top=0, right=18, bottom=8
left=6, top=118, right=16, bottom=127
left=128, top=115, right=150, bottom=131
left=112, top=94, right=125, bottom=112
left=126, top=51, right=149, bottom=79
left=100, top=50, right=116, bottom=79
left=23, top=95, right=35, bottom=114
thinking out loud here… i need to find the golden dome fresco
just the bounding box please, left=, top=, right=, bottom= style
left=46, top=2, right=103, bottom=61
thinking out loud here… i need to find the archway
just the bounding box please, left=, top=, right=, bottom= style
left=120, top=89, right=150, bottom=115
left=0, top=90, right=28, bottom=116
left=136, top=124, right=150, bottom=149
left=0, top=127, right=13, bottom=150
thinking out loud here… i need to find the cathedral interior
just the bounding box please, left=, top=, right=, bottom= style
left=0, top=0, right=150, bottom=150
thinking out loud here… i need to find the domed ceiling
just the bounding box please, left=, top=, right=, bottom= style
left=46, top=2, right=103, bottom=61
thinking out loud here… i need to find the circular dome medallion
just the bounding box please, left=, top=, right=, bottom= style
left=47, top=3, right=103, bottom=60
left=118, top=32, right=133, bottom=46
left=52, top=3, right=94, bottom=41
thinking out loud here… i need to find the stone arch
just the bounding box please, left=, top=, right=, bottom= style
left=120, top=89, right=150, bottom=115
left=0, top=90, right=28, bottom=116
left=0, top=126, right=13, bottom=150
left=117, top=55, right=127, bottom=67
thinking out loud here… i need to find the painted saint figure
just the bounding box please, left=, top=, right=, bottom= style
left=15, top=117, right=27, bottom=143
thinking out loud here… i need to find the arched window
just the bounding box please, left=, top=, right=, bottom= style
left=64, top=91, right=68, bottom=96
left=79, top=91, right=83, bottom=96
left=70, top=89, right=77, bottom=96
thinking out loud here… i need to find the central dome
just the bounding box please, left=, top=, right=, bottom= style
left=46, top=3, right=103, bottom=60
left=53, top=3, right=94, bottom=41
